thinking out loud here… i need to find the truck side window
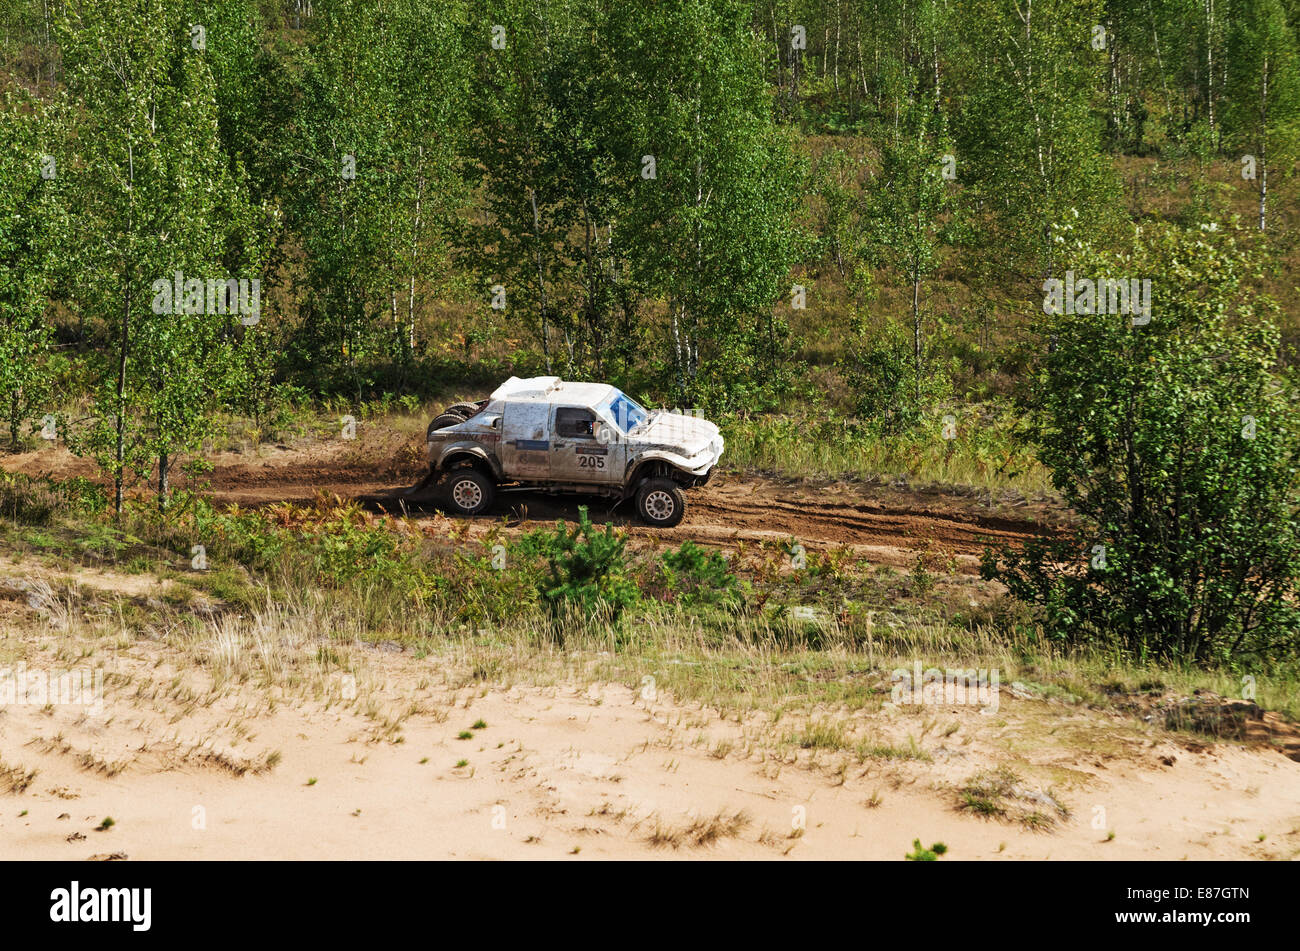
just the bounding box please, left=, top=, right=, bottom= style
left=555, top=407, right=596, bottom=438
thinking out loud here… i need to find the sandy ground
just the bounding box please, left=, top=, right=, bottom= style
left=1, top=630, right=1298, bottom=861
left=3, top=433, right=1298, bottom=860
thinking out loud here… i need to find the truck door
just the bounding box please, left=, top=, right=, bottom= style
left=501, top=401, right=551, bottom=480
left=550, top=406, right=621, bottom=482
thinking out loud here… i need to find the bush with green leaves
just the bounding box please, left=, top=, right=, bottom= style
left=982, top=224, right=1300, bottom=663
left=840, top=316, right=955, bottom=434
left=655, top=540, right=741, bottom=608
left=905, top=839, right=948, bottom=861
left=0, top=473, right=107, bottom=525
left=305, top=512, right=407, bottom=588
left=539, top=507, right=640, bottom=626
left=447, top=540, right=547, bottom=627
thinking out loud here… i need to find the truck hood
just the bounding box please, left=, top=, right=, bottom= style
left=629, top=412, right=722, bottom=457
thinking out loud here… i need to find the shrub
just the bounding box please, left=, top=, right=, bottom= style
left=904, top=839, right=948, bottom=861
left=982, top=224, right=1300, bottom=663
left=0, top=473, right=107, bottom=525
left=656, top=540, right=741, bottom=607
left=539, top=507, right=639, bottom=626
left=840, top=316, right=954, bottom=433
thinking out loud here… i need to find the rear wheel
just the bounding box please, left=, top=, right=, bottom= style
left=444, top=469, right=494, bottom=517
left=636, top=478, right=685, bottom=527
left=444, top=401, right=481, bottom=420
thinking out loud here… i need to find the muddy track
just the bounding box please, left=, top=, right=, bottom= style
left=208, top=446, right=1052, bottom=573
left=5, top=438, right=1056, bottom=573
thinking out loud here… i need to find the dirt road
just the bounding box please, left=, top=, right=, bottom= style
left=3, top=434, right=1058, bottom=573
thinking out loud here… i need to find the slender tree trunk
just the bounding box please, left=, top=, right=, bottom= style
left=912, top=265, right=922, bottom=403
left=690, top=86, right=705, bottom=388
left=1109, top=21, right=1121, bottom=145
left=789, top=24, right=801, bottom=114
left=1204, top=0, right=1217, bottom=138
left=407, top=275, right=416, bottom=350
left=771, top=9, right=784, bottom=107
left=408, top=154, right=424, bottom=352
left=671, top=302, right=686, bottom=401
left=114, top=143, right=135, bottom=516
left=1147, top=1, right=1173, bottom=118
left=1259, top=55, right=1269, bottom=231
left=41, top=0, right=53, bottom=84
left=529, top=187, right=552, bottom=373
left=9, top=394, right=20, bottom=451
left=833, top=2, right=842, bottom=96
left=157, top=450, right=169, bottom=509
left=858, top=32, right=868, bottom=99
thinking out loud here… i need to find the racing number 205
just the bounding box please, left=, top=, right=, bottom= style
left=578, top=455, right=606, bottom=469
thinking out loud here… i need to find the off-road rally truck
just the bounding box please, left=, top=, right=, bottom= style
left=420, top=376, right=723, bottom=526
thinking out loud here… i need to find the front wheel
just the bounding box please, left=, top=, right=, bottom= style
left=636, top=478, right=685, bottom=527
left=444, top=469, right=495, bottom=517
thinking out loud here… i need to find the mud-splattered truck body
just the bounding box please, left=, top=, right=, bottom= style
left=424, top=376, right=723, bottom=526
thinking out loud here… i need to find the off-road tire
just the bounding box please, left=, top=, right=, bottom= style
left=636, top=478, right=685, bottom=527
left=444, top=468, right=494, bottom=517
left=444, top=402, right=481, bottom=420
left=428, top=413, right=465, bottom=438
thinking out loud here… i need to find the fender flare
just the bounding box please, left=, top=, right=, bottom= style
left=435, top=443, right=503, bottom=481
left=624, top=452, right=694, bottom=491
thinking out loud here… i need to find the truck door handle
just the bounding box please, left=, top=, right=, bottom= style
left=552, top=441, right=566, bottom=449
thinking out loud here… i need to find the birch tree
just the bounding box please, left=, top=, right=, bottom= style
left=1224, top=0, right=1300, bottom=231
left=0, top=95, right=58, bottom=450
left=602, top=0, right=805, bottom=409
left=58, top=0, right=263, bottom=509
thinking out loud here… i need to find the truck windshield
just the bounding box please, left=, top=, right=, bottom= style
left=606, top=391, right=649, bottom=433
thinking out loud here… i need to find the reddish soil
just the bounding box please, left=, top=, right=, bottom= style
left=3, top=431, right=1058, bottom=573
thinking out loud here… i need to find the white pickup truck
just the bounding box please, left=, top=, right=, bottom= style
left=423, top=376, right=723, bottom=526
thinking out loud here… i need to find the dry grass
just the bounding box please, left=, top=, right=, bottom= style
left=2, top=497, right=1296, bottom=798
left=643, top=809, right=751, bottom=849
left=0, top=759, right=37, bottom=794
left=957, top=766, right=1071, bottom=831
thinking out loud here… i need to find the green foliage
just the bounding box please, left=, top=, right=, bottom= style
left=656, top=540, right=741, bottom=607
left=862, top=84, right=961, bottom=408
left=841, top=316, right=955, bottom=433
left=190, top=501, right=290, bottom=571
left=983, top=223, right=1300, bottom=662
left=954, top=0, right=1121, bottom=275
left=811, top=148, right=872, bottom=301
left=720, top=405, right=1045, bottom=490
left=447, top=540, right=541, bottom=626
left=905, top=838, right=948, bottom=861
left=539, top=507, right=640, bottom=626
left=0, top=94, right=58, bottom=451
left=283, top=0, right=469, bottom=396
left=1223, top=0, right=1300, bottom=230
left=593, top=0, right=808, bottom=410
left=0, top=473, right=106, bottom=525
left=305, top=511, right=406, bottom=587
left=53, top=0, right=272, bottom=509
left=458, top=0, right=807, bottom=409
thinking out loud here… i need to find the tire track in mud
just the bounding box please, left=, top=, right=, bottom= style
left=212, top=462, right=1052, bottom=574
left=4, top=440, right=1054, bottom=573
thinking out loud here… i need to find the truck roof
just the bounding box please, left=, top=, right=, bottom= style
left=489, top=376, right=615, bottom=407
